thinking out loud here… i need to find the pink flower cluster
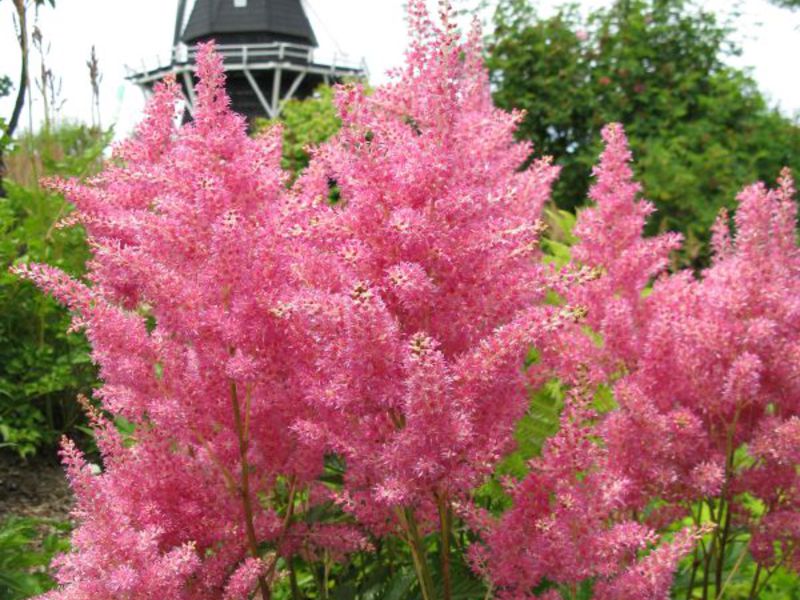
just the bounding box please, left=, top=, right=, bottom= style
left=480, top=124, right=800, bottom=597
left=15, top=2, right=574, bottom=597
left=291, top=2, right=566, bottom=531
left=477, top=387, right=702, bottom=600
left=13, top=1, right=799, bottom=598
left=15, top=47, right=360, bottom=599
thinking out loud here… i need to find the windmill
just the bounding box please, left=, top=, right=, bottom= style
left=129, top=0, right=366, bottom=121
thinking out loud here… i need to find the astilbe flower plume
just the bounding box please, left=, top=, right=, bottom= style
left=16, top=0, right=797, bottom=595
left=290, top=0, right=567, bottom=538
left=544, top=123, right=683, bottom=383
left=475, top=389, right=699, bottom=600
left=621, top=167, right=800, bottom=574
left=594, top=165, right=800, bottom=580
left=14, top=46, right=359, bottom=599
left=481, top=124, right=800, bottom=598
left=15, top=6, right=576, bottom=597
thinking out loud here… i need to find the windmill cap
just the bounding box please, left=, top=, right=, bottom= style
left=181, top=0, right=318, bottom=47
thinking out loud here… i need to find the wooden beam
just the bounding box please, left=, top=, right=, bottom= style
left=243, top=68, right=275, bottom=119
left=271, top=66, right=283, bottom=118
left=181, top=70, right=197, bottom=115
left=277, top=72, right=306, bottom=117
left=174, top=0, right=189, bottom=47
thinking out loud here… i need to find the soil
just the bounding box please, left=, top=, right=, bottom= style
left=0, top=450, right=73, bottom=523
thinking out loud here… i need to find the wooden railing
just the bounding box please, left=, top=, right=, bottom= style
left=173, top=42, right=365, bottom=72
left=128, top=42, right=367, bottom=84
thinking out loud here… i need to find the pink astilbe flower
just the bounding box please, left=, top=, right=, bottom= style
left=481, top=126, right=799, bottom=597
left=291, top=0, right=564, bottom=530
left=564, top=130, right=800, bottom=530
left=545, top=123, right=682, bottom=383
left=592, top=529, right=699, bottom=600
left=477, top=391, right=694, bottom=599
left=16, top=0, right=796, bottom=594
left=16, top=6, right=571, bottom=597
left=223, top=558, right=268, bottom=600
left=611, top=167, right=800, bottom=552
left=284, top=522, right=373, bottom=563
left=15, top=45, right=348, bottom=599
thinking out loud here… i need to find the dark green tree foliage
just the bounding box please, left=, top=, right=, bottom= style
left=0, top=124, right=106, bottom=457
left=770, top=0, right=800, bottom=8
left=488, top=0, right=800, bottom=259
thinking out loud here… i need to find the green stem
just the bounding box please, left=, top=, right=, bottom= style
left=747, top=563, right=762, bottom=600
left=715, top=498, right=732, bottom=594
left=714, top=415, right=739, bottom=596
left=398, top=507, right=436, bottom=600
left=323, top=551, right=331, bottom=600
left=264, top=477, right=298, bottom=586
left=230, top=379, right=271, bottom=600
left=752, top=545, right=794, bottom=599
left=687, top=500, right=707, bottom=600
left=437, top=495, right=452, bottom=600
left=686, top=545, right=701, bottom=600
left=311, top=562, right=325, bottom=599
left=288, top=558, right=302, bottom=600
left=702, top=499, right=722, bottom=600
left=754, top=566, right=778, bottom=598
left=715, top=544, right=747, bottom=600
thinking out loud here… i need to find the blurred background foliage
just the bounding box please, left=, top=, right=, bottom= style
left=0, top=517, right=69, bottom=600
left=257, top=84, right=342, bottom=176
left=487, top=0, right=800, bottom=263
left=0, top=123, right=105, bottom=458
left=769, top=0, right=800, bottom=8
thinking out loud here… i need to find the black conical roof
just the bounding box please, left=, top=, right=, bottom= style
left=181, top=0, right=318, bottom=47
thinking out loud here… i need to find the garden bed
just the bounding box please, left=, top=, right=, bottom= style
left=0, top=451, right=72, bottom=523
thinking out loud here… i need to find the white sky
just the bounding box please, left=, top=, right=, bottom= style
left=0, top=0, right=798, bottom=141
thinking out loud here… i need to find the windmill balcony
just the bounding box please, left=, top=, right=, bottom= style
left=184, top=41, right=316, bottom=66
left=130, top=42, right=366, bottom=87
left=128, top=42, right=366, bottom=121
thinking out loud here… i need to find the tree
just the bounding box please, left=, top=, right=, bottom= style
left=488, top=0, right=800, bottom=261
left=769, top=0, right=800, bottom=8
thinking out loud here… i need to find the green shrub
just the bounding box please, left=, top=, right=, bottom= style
left=0, top=124, right=107, bottom=457
left=0, top=517, right=70, bottom=600
left=255, top=85, right=342, bottom=177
